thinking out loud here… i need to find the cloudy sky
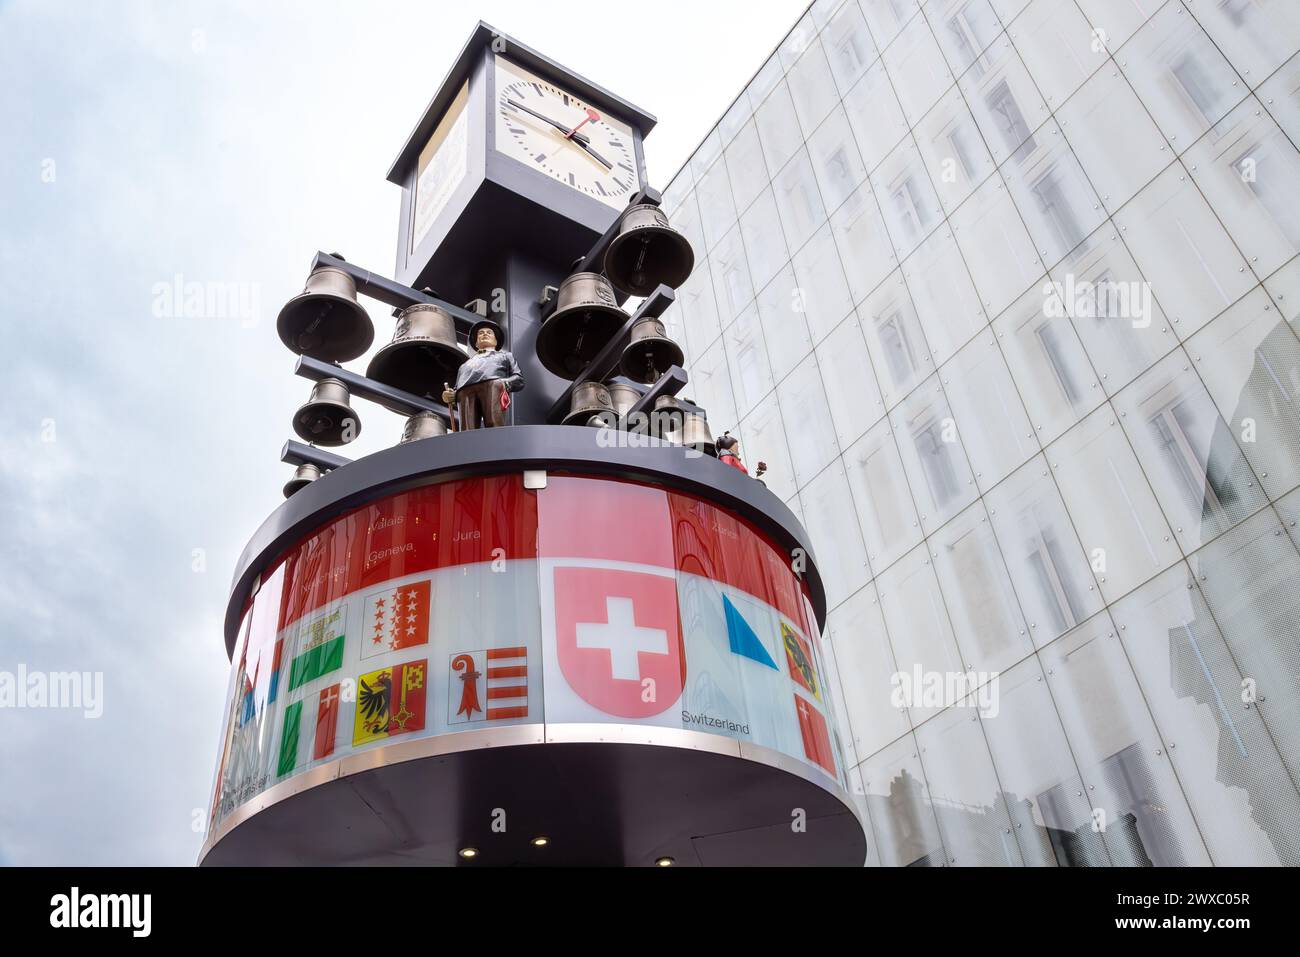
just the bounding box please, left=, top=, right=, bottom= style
left=0, top=0, right=806, bottom=865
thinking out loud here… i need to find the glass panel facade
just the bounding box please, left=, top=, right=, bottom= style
left=664, top=0, right=1300, bottom=864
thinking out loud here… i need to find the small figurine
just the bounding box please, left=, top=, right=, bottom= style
left=716, top=432, right=767, bottom=481
left=442, top=318, right=524, bottom=430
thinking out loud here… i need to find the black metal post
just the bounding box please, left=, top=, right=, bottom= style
left=310, top=251, right=483, bottom=337
left=281, top=440, right=352, bottom=471
left=625, top=365, right=689, bottom=421
left=295, top=355, right=452, bottom=420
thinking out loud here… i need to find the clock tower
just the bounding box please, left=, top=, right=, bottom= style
left=206, top=21, right=866, bottom=868
left=385, top=24, right=656, bottom=424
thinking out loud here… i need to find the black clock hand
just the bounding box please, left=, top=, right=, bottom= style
left=505, top=98, right=591, bottom=145
left=571, top=137, right=613, bottom=171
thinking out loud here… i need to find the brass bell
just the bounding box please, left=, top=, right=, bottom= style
left=536, top=273, right=627, bottom=379
left=562, top=381, right=617, bottom=428
left=399, top=410, right=448, bottom=444
left=292, top=377, right=360, bottom=447
left=619, top=316, right=685, bottom=383
left=607, top=381, right=642, bottom=421
left=276, top=267, right=374, bottom=361
left=282, top=462, right=322, bottom=498
left=679, top=407, right=716, bottom=456
left=651, top=395, right=684, bottom=442
left=603, top=204, right=696, bottom=297
left=366, top=302, right=466, bottom=398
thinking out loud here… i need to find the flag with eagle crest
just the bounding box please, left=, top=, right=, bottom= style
left=352, top=659, right=427, bottom=746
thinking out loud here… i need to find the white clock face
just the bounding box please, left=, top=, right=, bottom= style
left=494, top=57, right=639, bottom=210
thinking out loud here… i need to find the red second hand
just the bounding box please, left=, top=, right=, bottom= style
left=565, top=107, right=600, bottom=139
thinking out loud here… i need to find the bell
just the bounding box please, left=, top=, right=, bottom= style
left=536, top=273, right=627, bottom=379
left=399, top=410, right=448, bottom=444
left=651, top=395, right=684, bottom=442
left=276, top=267, right=374, bottom=361
left=603, top=204, right=696, bottom=297
left=562, top=381, right=617, bottom=428
left=619, top=316, right=685, bottom=383
left=366, top=302, right=466, bottom=397
left=607, top=381, right=642, bottom=421
left=292, top=377, right=360, bottom=446
left=282, top=462, right=322, bottom=498
left=679, top=408, right=716, bottom=456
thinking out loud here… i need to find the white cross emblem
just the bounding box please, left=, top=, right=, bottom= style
left=574, top=596, right=669, bottom=681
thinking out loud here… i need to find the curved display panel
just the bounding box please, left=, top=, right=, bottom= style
left=207, top=472, right=849, bottom=837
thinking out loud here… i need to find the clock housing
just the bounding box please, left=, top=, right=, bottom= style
left=388, top=23, right=654, bottom=304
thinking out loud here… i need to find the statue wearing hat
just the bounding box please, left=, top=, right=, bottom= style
left=441, top=318, right=524, bottom=430
left=716, top=432, right=767, bottom=482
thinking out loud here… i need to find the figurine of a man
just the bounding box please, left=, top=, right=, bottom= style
left=716, top=432, right=767, bottom=481
left=442, top=318, right=524, bottom=430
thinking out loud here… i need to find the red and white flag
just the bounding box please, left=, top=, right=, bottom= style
left=794, top=694, right=836, bottom=775
left=448, top=647, right=529, bottom=723
left=313, top=683, right=341, bottom=760
left=552, top=565, right=685, bottom=719
left=362, top=580, right=431, bottom=659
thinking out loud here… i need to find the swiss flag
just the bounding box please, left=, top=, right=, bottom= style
left=554, top=566, right=685, bottom=718
left=795, top=694, right=836, bottom=775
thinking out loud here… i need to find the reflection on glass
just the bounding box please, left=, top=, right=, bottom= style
left=843, top=418, right=923, bottom=572
left=822, top=0, right=878, bottom=94
left=986, top=455, right=1102, bottom=647
left=917, top=704, right=1024, bottom=866
left=1112, top=564, right=1300, bottom=865
left=1118, top=1, right=1247, bottom=149
left=858, top=735, right=948, bottom=867
left=927, top=0, right=1001, bottom=77
left=1112, top=349, right=1266, bottom=553
left=1042, top=615, right=1210, bottom=865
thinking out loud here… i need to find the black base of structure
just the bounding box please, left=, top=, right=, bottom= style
left=228, top=425, right=824, bottom=656
left=201, top=734, right=865, bottom=867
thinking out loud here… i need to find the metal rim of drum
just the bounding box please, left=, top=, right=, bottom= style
left=276, top=268, right=375, bottom=362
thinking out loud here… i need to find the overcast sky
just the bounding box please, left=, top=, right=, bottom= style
left=0, top=0, right=807, bottom=865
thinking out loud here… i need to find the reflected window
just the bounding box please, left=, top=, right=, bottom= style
left=947, top=123, right=981, bottom=180
left=1148, top=399, right=1235, bottom=517
left=828, top=23, right=871, bottom=79
left=891, top=174, right=935, bottom=245
left=1031, top=169, right=1087, bottom=257
left=1171, top=54, right=1222, bottom=125
left=943, top=3, right=999, bottom=78
left=913, top=419, right=962, bottom=506
left=986, top=79, right=1036, bottom=156
left=1221, top=0, right=1251, bottom=27
left=1023, top=520, right=1088, bottom=634
left=1232, top=146, right=1300, bottom=249
left=879, top=309, right=920, bottom=384
left=1034, top=321, right=1084, bottom=406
